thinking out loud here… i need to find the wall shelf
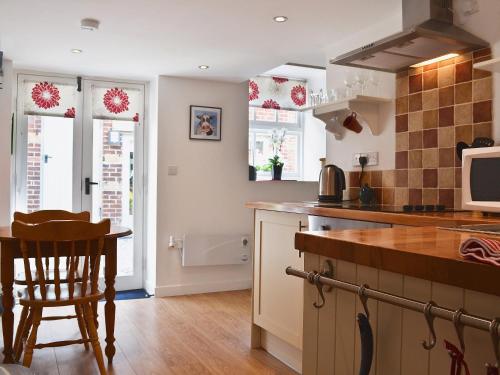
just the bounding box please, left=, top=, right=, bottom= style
left=473, top=57, right=500, bottom=73
left=305, top=95, right=392, bottom=140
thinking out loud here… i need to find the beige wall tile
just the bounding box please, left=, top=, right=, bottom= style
left=395, top=188, right=409, bottom=205
left=396, top=77, right=409, bottom=98
left=438, top=65, right=454, bottom=87
left=396, top=133, right=409, bottom=152
left=438, top=127, right=455, bottom=148
left=473, top=78, right=493, bottom=102
left=455, top=103, right=472, bottom=125
left=382, top=170, right=395, bottom=188
left=409, top=150, right=423, bottom=168
left=422, top=188, right=438, bottom=205
left=455, top=82, right=472, bottom=104
left=382, top=188, right=395, bottom=205
left=422, top=89, right=438, bottom=110
left=455, top=125, right=473, bottom=144
left=422, top=149, right=439, bottom=168
left=423, top=110, right=438, bottom=129
left=438, top=168, right=455, bottom=188
left=409, top=169, right=423, bottom=188
left=396, top=96, right=409, bottom=115
left=408, top=111, right=423, bottom=131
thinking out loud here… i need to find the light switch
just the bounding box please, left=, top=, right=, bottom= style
left=167, top=166, right=178, bottom=176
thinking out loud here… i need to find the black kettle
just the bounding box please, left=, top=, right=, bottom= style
left=318, top=164, right=346, bottom=203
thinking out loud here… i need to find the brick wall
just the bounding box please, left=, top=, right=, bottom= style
left=27, top=116, right=42, bottom=212
left=101, top=120, right=123, bottom=225
left=345, top=48, right=493, bottom=209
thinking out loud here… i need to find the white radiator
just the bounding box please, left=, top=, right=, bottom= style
left=181, top=234, right=251, bottom=267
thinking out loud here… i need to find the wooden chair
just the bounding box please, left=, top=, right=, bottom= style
left=13, top=210, right=91, bottom=224
left=13, top=210, right=91, bottom=286
left=12, top=219, right=110, bottom=375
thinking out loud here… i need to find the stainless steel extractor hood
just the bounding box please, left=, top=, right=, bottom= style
left=330, top=0, right=488, bottom=73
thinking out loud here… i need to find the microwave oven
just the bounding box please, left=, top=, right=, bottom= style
left=462, top=146, right=500, bottom=212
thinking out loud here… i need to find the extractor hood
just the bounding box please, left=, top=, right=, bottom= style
left=330, top=0, right=488, bottom=73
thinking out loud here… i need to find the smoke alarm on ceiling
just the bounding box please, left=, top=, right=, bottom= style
left=80, top=18, right=100, bottom=31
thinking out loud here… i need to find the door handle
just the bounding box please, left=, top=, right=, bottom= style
left=84, top=177, right=98, bottom=195
left=299, top=221, right=308, bottom=232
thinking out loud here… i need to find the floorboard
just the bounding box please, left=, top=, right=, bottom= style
left=2, top=290, right=297, bottom=374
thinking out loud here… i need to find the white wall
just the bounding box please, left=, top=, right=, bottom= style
left=0, top=59, right=13, bottom=225
left=156, top=76, right=318, bottom=296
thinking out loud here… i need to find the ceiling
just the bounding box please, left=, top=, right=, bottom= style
left=0, top=0, right=399, bottom=82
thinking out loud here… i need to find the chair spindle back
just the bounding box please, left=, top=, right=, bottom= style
left=11, top=220, right=110, bottom=301
left=13, top=210, right=91, bottom=277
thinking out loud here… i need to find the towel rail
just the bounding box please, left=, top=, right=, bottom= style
left=286, top=266, right=500, bottom=336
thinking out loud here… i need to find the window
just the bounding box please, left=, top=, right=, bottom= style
left=248, top=107, right=303, bottom=180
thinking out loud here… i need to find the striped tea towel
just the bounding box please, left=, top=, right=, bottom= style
left=459, top=237, right=500, bottom=266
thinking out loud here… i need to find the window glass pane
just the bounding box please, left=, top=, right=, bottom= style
left=254, top=108, right=277, bottom=122
left=277, top=110, right=298, bottom=124
left=92, top=119, right=135, bottom=277
left=253, top=132, right=273, bottom=173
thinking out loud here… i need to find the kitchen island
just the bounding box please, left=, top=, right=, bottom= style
left=246, top=201, right=500, bottom=374
left=295, top=226, right=500, bottom=375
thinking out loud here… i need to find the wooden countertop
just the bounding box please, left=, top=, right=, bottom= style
left=246, top=201, right=500, bottom=227
left=295, top=226, right=500, bottom=296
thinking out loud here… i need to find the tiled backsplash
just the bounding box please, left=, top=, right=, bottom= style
left=346, top=48, right=493, bottom=208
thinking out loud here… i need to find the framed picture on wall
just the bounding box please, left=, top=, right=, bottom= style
left=189, top=105, right=222, bottom=141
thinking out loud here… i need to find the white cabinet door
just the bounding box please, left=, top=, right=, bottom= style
left=253, top=210, right=307, bottom=349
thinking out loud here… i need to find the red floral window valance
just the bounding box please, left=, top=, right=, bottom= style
left=23, top=80, right=77, bottom=118
left=92, top=85, right=142, bottom=123
left=248, top=76, right=307, bottom=110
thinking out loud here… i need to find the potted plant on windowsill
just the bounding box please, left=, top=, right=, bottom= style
left=268, top=155, right=284, bottom=180
left=269, top=128, right=287, bottom=180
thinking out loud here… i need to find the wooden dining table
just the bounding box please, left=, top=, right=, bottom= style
left=0, top=225, right=132, bottom=364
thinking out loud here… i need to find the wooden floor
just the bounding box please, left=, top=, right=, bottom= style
left=2, top=290, right=297, bottom=375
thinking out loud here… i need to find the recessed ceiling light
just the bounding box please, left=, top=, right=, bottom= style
left=198, top=65, right=210, bottom=70
left=71, top=49, right=83, bottom=54
left=273, top=16, right=288, bottom=23
left=81, top=18, right=100, bottom=31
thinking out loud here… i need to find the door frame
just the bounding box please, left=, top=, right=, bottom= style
left=14, top=72, right=147, bottom=291
left=81, top=78, right=146, bottom=291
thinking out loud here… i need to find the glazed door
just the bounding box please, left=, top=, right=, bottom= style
left=81, top=80, right=145, bottom=290
left=15, top=74, right=145, bottom=291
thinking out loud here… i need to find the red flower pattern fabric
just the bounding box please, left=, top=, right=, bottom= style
left=249, top=80, right=259, bottom=101
left=64, top=107, right=76, bottom=118
left=31, top=82, right=61, bottom=110
left=103, top=88, right=130, bottom=114
left=272, top=77, right=289, bottom=84
left=133, top=113, right=139, bottom=122
left=290, top=85, right=306, bottom=106
left=262, top=99, right=280, bottom=110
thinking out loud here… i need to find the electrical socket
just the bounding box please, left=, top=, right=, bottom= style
left=352, top=152, right=379, bottom=167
